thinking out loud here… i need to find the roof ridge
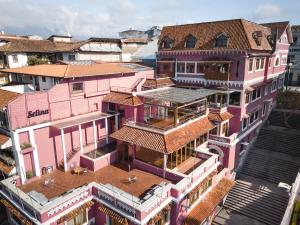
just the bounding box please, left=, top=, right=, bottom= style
left=239, top=19, right=255, bottom=50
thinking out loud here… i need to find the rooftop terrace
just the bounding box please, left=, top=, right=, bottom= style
left=19, top=163, right=173, bottom=200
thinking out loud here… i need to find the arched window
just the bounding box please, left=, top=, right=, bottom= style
left=161, top=37, right=174, bottom=49
left=185, top=35, right=197, bottom=48
left=215, top=33, right=229, bottom=47
left=274, top=56, right=280, bottom=67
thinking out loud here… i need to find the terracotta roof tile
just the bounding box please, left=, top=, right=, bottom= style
left=0, top=89, right=20, bottom=109
left=103, top=92, right=143, bottom=106
left=0, top=134, right=9, bottom=146
left=159, top=19, right=273, bottom=51
left=0, top=160, right=14, bottom=174
left=183, top=178, right=235, bottom=225
left=0, top=37, right=86, bottom=53
left=0, top=63, right=134, bottom=78
left=142, top=78, right=176, bottom=89
left=208, top=111, right=234, bottom=122
left=110, top=117, right=214, bottom=153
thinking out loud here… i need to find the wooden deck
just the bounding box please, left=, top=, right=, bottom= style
left=19, top=163, right=170, bottom=200
left=176, top=157, right=204, bottom=175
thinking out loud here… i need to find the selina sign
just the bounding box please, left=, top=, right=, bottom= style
left=27, top=109, right=49, bottom=118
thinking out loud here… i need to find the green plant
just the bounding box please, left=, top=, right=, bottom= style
left=277, top=90, right=300, bottom=110
left=26, top=170, right=34, bottom=179
left=28, top=56, right=49, bottom=65
left=20, top=142, right=32, bottom=150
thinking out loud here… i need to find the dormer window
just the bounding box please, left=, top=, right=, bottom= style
left=161, top=37, right=174, bottom=49
left=215, top=33, right=229, bottom=47
left=253, top=31, right=263, bottom=46
left=185, top=35, right=197, bottom=48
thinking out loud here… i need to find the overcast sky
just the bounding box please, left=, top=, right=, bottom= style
left=0, top=0, right=299, bottom=39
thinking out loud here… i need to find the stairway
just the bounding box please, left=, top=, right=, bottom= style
left=224, top=180, right=289, bottom=225
left=59, top=148, right=80, bottom=170
left=216, top=110, right=300, bottom=225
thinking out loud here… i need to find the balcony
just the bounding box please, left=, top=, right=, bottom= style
left=208, top=132, right=238, bottom=144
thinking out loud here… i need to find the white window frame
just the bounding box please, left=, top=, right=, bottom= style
left=248, top=58, right=254, bottom=72
left=274, top=55, right=280, bottom=67
left=251, top=87, right=262, bottom=103
left=271, top=80, right=277, bottom=93
left=242, top=118, right=248, bottom=131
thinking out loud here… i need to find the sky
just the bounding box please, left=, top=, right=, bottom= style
left=0, top=0, right=299, bottom=39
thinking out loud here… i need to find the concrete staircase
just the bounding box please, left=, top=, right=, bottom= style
left=224, top=180, right=289, bottom=225
left=217, top=110, right=300, bottom=225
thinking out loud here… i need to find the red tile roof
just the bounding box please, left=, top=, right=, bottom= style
left=0, top=37, right=86, bottom=53
left=103, top=92, right=143, bottom=106
left=142, top=78, right=176, bottom=89
left=0, top=160, right=14, bottom=174
left=110, top=117, right=214, bottom=153
left=159, top=19, right=273, bottom=51
left=183, top=178, right=235, bottom=225
left=0, top=89, right=20, bottom=108
left=208, top=111, right=234, bottom=122
left=0, top=63, right=134, bottom=78
left=0, top=134, right=9, bottom=146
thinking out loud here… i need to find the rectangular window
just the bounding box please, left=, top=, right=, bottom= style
left=255, top=58, right=260, bottom=70
left=248, top=58, right=253, bottom=72
left=268, top=58, right=272, bottom=67
left=250, top=113, right=255, bottom=124
left=260, top=58, right=265, bottom=70
left=68, top=54, right=76, bottom=61
left=245, top=93, right=250, bottom=104
left=252, top=90, right=257, bottom=101
left=196, top=63, right=204, bottom=73
left=251, top=87, right=261, bottom=101
left=42, top=77, right=46, bottom=82
left=72, top=82, right=84, bottom=93
left=262, top=103, right=267, bottom=116
left=271, top=80, right=277, bottom=92
left=186, top=63, right=195, bottom=73
left=229, top=92, right=241, bottom=106
left=177, top=63, right=185, bottom=73
left=12, top=55, right=18, bottom=63
left=242, top=118, right=248, bottom=130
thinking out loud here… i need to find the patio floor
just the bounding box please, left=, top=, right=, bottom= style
left=176, top=157, right=205, bottom=175
left=19, top=163, right=170, bottom=200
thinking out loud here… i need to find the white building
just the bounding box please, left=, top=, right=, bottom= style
left=288, top=25, right=300, bottom=86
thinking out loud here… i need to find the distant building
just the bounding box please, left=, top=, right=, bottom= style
left=120, top=27, right=161, bottom=65
left=288, top=25, right=300, bottom=86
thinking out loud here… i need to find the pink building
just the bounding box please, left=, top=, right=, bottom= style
left=0, top=18, right=292, bottom=225
left=156, top=19, right=293, bottom=169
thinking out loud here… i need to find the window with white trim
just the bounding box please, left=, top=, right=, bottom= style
left=196, top=63, right=204, bottom=73
left=259, top=58, right=265, bottom=70
left=274, top=56, right=280, bottom=67
left=281, top=55, right=287, bottom=65
left=245, top=92, right=251, bottom=104
left=12, top=55, right=18, bottom=63
left=249, top=110, right=259, bottom=124
left=271, top=80, right=277, bottom=92
left=255, top=58, right=260, bottom=70
left=251, top=87, right=261, bottom=102
left=248, top=58, right=253, bottom=72
left=186, top=63, right=195, bottom=73
left=242, top=118, right=248, bottom=130
left=177, top=63, right=185, bottom=73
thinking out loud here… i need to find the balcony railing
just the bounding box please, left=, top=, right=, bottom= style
left=208, top=133, right=238, bottom=144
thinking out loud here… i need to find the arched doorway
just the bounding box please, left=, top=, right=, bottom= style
left=208, top=145, right=224, bottom=165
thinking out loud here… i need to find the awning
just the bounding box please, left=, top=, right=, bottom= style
left=98, top=205, right=128, bottom=225
left=183, top=178, right=235, bottom=225
left=51, top=111, right=112, bottom=129
left=110, top=117, right=214, bottom=153
left=0, top=199, right=32, bottom=225
left=208, top=111, right=234, bottom=122
left=103, top=92, right=143, bottom=106
left=57, top=201, right=94, bottom=224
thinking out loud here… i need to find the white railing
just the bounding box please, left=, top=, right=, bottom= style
left=281, top=171, right=300, bottom=225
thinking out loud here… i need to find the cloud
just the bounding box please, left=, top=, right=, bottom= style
left=254, top=3, right=284, bottom=20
